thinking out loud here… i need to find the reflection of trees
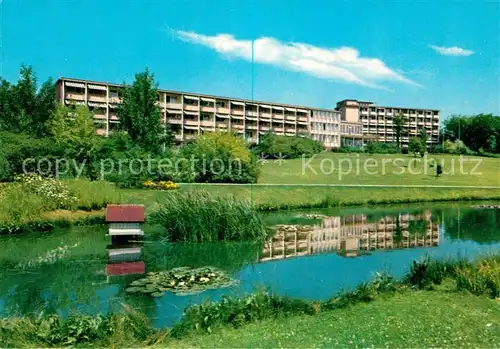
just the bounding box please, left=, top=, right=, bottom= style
left=445, top=208, right=500, bottom=243
left=407, top=220, right=428, bottom=237
left=0, top=259, right=105, bottom=316
left=143, top=241, right=260, bottom=273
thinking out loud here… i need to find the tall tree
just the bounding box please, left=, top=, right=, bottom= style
left=0, top=65, right=56, bottom=135
left=393, top=113, right=406, bottom=148
left=408, top=136, right=422, bottom=157
left=50, top=103, right=99, bottom=177
left=117, top=68, right=168, bottom=153
left=419, top=127, right=428, bottom=155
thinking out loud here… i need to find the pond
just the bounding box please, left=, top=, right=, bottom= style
left=1, top=201, right=499, bottom=328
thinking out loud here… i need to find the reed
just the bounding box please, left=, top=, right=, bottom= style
left=149, top=190, right=267, bottom=242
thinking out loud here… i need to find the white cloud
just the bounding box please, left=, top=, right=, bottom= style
left=429, top=45, right=474, bottom=56
left=175, top=30, right=421, bottom=89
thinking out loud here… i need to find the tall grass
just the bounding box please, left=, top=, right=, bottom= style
left=66, top=179, right=123, bottom=211
left=455, top=255, right=500, bottom=297
left=0, top=307, right=167, bottom=348
left=149, top=190, right=267, bottom=242
left=0, top=179, right=123, bottom=225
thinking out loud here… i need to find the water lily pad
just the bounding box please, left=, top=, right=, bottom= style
left=151, top=292, right=164, bottom=297
left=125, top=286, right=142, bottom=293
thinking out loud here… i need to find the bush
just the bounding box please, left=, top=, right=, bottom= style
left=180, top=132, right=260, bottom=183
left=0, top=131, right=65, bottom=180
left=253, top=133, right=323, bottom=159
left=333, top=146, right=365, bottom=153
left=0, top=309, right=161, bottom=347
left=403, top=256, right=468, bottom=289
left=443, top=140, right=472, bottom=155
left=455, top=256, right=500, bottom=298
left=170, top=291, right=315, bottom=338
left=149, top=190, right=267, bottom=242
left=365, top=142, right=400, bottom=154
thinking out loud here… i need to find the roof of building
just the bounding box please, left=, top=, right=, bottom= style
left=106, top=205, right=145, bottom=223
left=57, top=77, right=339, bottom=113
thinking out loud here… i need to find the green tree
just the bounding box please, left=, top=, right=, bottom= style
left=419, top=128, right=428, bottom=156
left=393, top=113, right=406, bottom=149
left=408, top=137, right=422, bottom=157
left=117, top=68, right=168, bottom=154
left=50, top=104, right=100, bottom=178
left=0, top=65, right=56, bottom=135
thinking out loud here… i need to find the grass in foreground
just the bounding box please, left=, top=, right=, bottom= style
left=167, top=290, right=500, bottom=348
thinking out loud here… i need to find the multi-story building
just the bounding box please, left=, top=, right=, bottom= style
left=336, top=99, right=440, bottom=147
left=56, top=77, right=440, bottom=149
left=57, top=77, right=323, bottom=146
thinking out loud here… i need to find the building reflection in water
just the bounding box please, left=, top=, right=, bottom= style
left=105, top=235, right=145, bottom=282
left=261, top=210, right=439, bottom=261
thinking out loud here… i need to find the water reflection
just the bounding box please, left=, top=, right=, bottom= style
left=261, top=211, right=439, bottom=261
left=1, top=203, right=500, bottom=328
left=105, top=236, right=145, bottom=281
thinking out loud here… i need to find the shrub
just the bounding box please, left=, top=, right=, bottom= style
left=0, top=309, right=162, bottom=347
left=365, top=141, right=400, bottom=154
left=443, top=140, right=472, bottom=155
left=403, top=256, right=468, bottom=289
left=455, top=256, right=500, bottom=298
left=180, top=132, right=260, bottom=183
left=333, top=146, right=365, bottom=153
left=170, top=291, right=315, bottom=338
left=253, top=133, right=323, bottom=159
left=16, top=174, right=77, bottom=209
left=149, top=190, right=267, bottom=242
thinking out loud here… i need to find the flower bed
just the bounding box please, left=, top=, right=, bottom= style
left=143, top=180, right=180, bottom=190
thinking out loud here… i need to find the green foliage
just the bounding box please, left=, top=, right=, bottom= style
left=393, top=113, right=406, bottom=148
left=408, top=136, right=424, bottom=157
left=149, top=190, right=267, bottom=242
left=334, top=145, right=365, bottom=153
left=455, top=255, right=500, bottom=298
left=125, top=266, right=234, bottom=297
left=365, top=142, right=400, bottom=154
left=49, top=103, right=100, bottom=177
left=0, top=178, right=120, bottom=227
left=117, top=68, right=167, bottom=154
left=443, top=139, right=472, bottom=155
left=253, top=133, right=323, bottom=159
left=170, top=291, right=316, bottom=338
left=403, top=256, right=469, bottom=289
left=0, top=309, right=162, bottom=347
left=180, top=132, right=260, bottom=183
left=0, top=131, right=65, bottom=180
left=0, top=65, right=56, bottom=136
left=443, top=114, right=500, bottom=153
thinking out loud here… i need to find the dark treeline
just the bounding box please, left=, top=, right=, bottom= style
left=440, top=114, right=500, bottom=154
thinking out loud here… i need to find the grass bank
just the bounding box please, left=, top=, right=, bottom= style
left=1, top=255, right=499, bottom=348
left=168, top=289, right=500, bottom=348
left=126, top=185, right=500, bottom=212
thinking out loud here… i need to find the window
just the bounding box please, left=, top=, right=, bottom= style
left=216, top=101, right=226, bottom=108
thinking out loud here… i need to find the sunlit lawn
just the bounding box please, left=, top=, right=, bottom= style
left=121, top=153, right=500, bottom=210
left=257, top=152, right=500, bottom=186
left=166, top=289, right=500, bottom=348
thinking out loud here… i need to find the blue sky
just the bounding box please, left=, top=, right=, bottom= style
left=1, top=0, right=498, bottom=119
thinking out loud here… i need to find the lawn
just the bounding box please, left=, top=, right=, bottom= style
left=166, top=290, right=500, bottom=348
left=120, top=153, right=500, bottom=211
left=257, top=152, right=500, bottom=186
